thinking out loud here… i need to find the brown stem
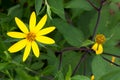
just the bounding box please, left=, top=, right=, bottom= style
left=58, top=52, right=62, bottom=70
left=101, top=56, right=120, bottom=67
left=71, top=52, right=88, bottom=76
left=86, top=0, right=98, bottom=10
left=57, top=47, right=90, bottom=70
left=103, top=53, right=120, bottom=58
left=87, top=0, right=106, bottom=40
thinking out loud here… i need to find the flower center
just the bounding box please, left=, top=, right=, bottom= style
left=95, top=34, right=106, bottom=44
left=26, top=32, right=36, bottom=42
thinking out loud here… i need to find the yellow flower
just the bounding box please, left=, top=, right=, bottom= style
left=111, top=56, right=116, bottom=65
left=92, top=34, right=106, bottom=54
left=7, top=12, right=56, bottom=62
left=91, top=75, right=95, bottom=80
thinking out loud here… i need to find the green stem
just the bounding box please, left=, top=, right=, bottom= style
left=5, top=70, right=14, bottom=80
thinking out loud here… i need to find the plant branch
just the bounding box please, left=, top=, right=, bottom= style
left=91, top=9, right=101, bottom=40
left=87, top=0, right=98, bottom=10
left=58, top=47, right=92, bottom=53
left=71, top=52, right=88, bottom=76
left=57, top=47, right=93, bottom=71
left=58, top=52, right=62, bottom=70
left=103, top=53, right=120, bottom=58
left=87, top=0, right=106, bottom=40
left=83, top=60, right=86, bottom=75
left=101, top=56, right=120, bottom=67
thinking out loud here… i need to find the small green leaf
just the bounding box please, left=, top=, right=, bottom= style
left=81, top=40, right=94, bottom=47
left=71, top=75, right=90, bottom=80
left=65, top=65, right=72, bottom=80
left=8, top=4, right=22, bottom=18
left=55, top=71, right=64, bottom=80
left=35, top=0, right=43, bottom=15
left=31, top=62, right=44, bottom=70
left=45, top=0, right=52, bottom=19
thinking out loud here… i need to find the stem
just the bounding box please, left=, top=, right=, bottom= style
left=57, top=47, right=92, bottom=70
left=61, top=47, right=80, bottom=52
left=57, top=47, right=80, bottom=70
left=101, top=56, right=120, bottom=67
left=60, top=47, right=92, bottom=53
left=87, top=0, right=106, bottom=40
left=58, top=52, right=62, bottom=70
left=87, top=0, right=98, bottom=10
left=56, top=47, right=80, bottom=70
left=71, top=53, right=88, bottom=76
left=91, top=10, right=101, bottom=40
left=83, top=60, right=86, bottom=75
left=103, top=53, right=120, bottom=58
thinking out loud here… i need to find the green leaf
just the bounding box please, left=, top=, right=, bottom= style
left=71, top=75, right=90, bottom=80
left=8, top=4, right=23, bottom=18
left=92, top=55, right=108, bottom=80
left=104, top=23, right=120, bottom=54
left=61, top=51, right=86, bottom=76
left=35, top=0, right=43, bottom=15
left=31, top=62, right=44, bottom=70
left=92, top=55, right=119, bottom=80
left=40, top=49, right=59, bottom=75
left=99, top=70, right=120, bottom=80
left=41, top=65, right=55, bottom=75
left=65, top=0, right=93, bottom=11
left=0, top=63, right=9, bottom=70
left=46, top=0, right=52, bottom=19
left=55, top=71, right=64, bottom=80
left=53, top=19, right=84, bottom=47
left=15, top=68, right=38, bottom=80
left=65, top=65, right=72, bottom=80
left=81, top=40, right=94, bottom=47
left=47, top=0, right=65, bottom=20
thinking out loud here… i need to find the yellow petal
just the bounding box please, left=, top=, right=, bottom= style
left=37, top=26, right=56, bottom=36
left=7, top=32, right=26, bottom=38
left=34, top=14, right=47, bottom=33
left=92, top=43, right=103, bottom=54
left=29, top=12, right=36, bottom=31
left=111, top=56, right=116, bottom=63
left=111, top=56, right=116, bottom=65
left=23, top=42, right=31, bottom=62
left=32, top=41, right=40, bottom=57
left=15, top=17, right=29, bottom=33
left=36, top=36, right=55, bottom=44
left=8, top=39, right=27, bottom=53
left=91, top=75, right=95, bottom=80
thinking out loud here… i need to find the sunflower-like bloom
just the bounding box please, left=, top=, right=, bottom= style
left=91, top=75, right=95, bottom=80
left=92, top=34, right=106, bottom=54
left=7, top=12, right=56, bottom=62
